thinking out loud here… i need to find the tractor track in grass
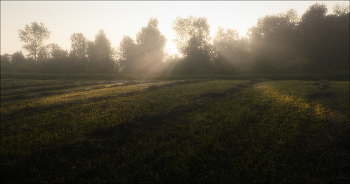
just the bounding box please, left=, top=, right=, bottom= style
left=0, top=80, right=167, bottom=102
left=299, top=80, right=350, bottom=182
left=307, top=80, right=349, bottom=140
left=0, top=79, right=210, bottom=123
left=1, top=81, right=75, bottom=90
left=1, top=78, right=268, bottom=179
left=85, top=79, right=269, bottom=141
left=2, top=79, right=349, bottom=184
left=1, top=80, right=141, bottom=102
left=1, top=82, right=102, bottom=102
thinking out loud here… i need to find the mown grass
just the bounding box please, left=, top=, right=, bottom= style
left=1, top=71, right=349, bottom=81
left=1, top=78, right=349, bottom=183
left=1, top=79, right=245, bottom=165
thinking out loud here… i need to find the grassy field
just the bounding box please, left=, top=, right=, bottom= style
left=1, top=78, right=349, bottom=183
left=1, top=71, right=349, bottom=81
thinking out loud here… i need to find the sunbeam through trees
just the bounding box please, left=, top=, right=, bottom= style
left=1, top=3, right=349, bottom=75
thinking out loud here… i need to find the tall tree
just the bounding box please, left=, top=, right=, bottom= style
left=173, top=16, right=211, bottom=54
left=136, top=18, right=167, bottom=74
left=248, top=9, right=299, bottom=72
left=298, top=3, right=349, bottom=70
left=172, top=16, right=212, bottom=73
left=86, top=30, right=115, bottom=73
left=298, top=3, right=328, bottom=55
left=18, top=22, right=51, bottom=63
left=212, top=27, right=240, bottom=73
left=87, top=41, right=98, bottom=63
left=38, top=43, right=67, bottom=61
left=333, top=3, right=349, bottom=16
left=118, top=36, right=140, bottom=74
left=49, top=44, right=68, bottom=60
left=94, top=29, right=112, bottom=60
left=331, top=4, right=349, bottom=69
left=69, top=33, right=88, bottom=61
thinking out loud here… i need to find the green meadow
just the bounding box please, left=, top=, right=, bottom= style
left=1, top=78, right=349, bottom=183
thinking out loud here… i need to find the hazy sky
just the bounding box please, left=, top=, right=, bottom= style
left=1, top=1, right=347, bottom=56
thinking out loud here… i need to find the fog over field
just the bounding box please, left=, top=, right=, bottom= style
left=1, top=1, right=346, bottom=55
left=1, top=1, right=349, bottom=75
left=1, top=1, right=349, bottom=183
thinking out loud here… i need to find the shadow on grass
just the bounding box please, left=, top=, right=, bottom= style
left=1, top=79, right=267, bottom=183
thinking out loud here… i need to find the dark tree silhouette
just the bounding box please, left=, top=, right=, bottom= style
left=212, top=27, right=241, bottom=73
left=67, top=33, right=89, bottom=73
left=48, top=44, right=67, bottom=60
left=298, top=3, right=328, bottom=66
left=37, top=46, right=49, bottom=62
left=172, top=15, right=212, bottom=74
left=94, top=29, right=113, bottom=60
left=1, top=54, right=11, bottom=72
left=136, top=18, right=167, bottom=74
left=1, top=54, right=10, bottom=65
left=69, top=33, right=88, bottom=61
left=330, top=5, right=349, bottom=70
left=36, top=44, right=69, bottom=73
left=38, top=44, right=67, bottom=62
left=87, top=41, right=98, bottom=63
left=248, top=9, right=299, bottom=73
left=85, top=30, right=115, bottom=73
left=118, top=36, right=140, bottom=74
left=11, top=51, right=26, bottom=66
left=9, top=5, right=349, bottom=75
left=18, top=22, right=51, bottom=63
left=298, top=3, right=349, bottom=71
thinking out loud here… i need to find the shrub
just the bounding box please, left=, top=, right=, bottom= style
left=14, top=65, right=35, bottom=73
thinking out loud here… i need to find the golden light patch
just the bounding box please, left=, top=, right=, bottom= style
left=255, top=85, right=310, bottom=110
left=255, top=83, right=346, bottom=123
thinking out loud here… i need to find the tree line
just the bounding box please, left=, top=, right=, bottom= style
left=1, top=3, right=349, bottom=75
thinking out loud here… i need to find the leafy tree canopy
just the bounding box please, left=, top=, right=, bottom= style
left=136, top=18, right=167, bottom=73
left=172, top=15, right=210, bottom=55
left=118, top=36, right=139, bottom=74
left=70, top=33, right=88, bottom=60
left=18, top=22, right=50, bottom=63
left=94, top=29, right=112, bottom=61
left=12, top=51, right=26, bottom=66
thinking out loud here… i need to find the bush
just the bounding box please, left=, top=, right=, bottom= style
left=285, top=57, right=318, bottom=73
left=14, top=65, right=35, bottom=73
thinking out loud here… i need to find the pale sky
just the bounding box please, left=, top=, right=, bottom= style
left=1, top=1, right=348, bottom=56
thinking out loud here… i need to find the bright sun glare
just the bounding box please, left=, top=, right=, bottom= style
left=0, top=1, right=347, bottom=56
